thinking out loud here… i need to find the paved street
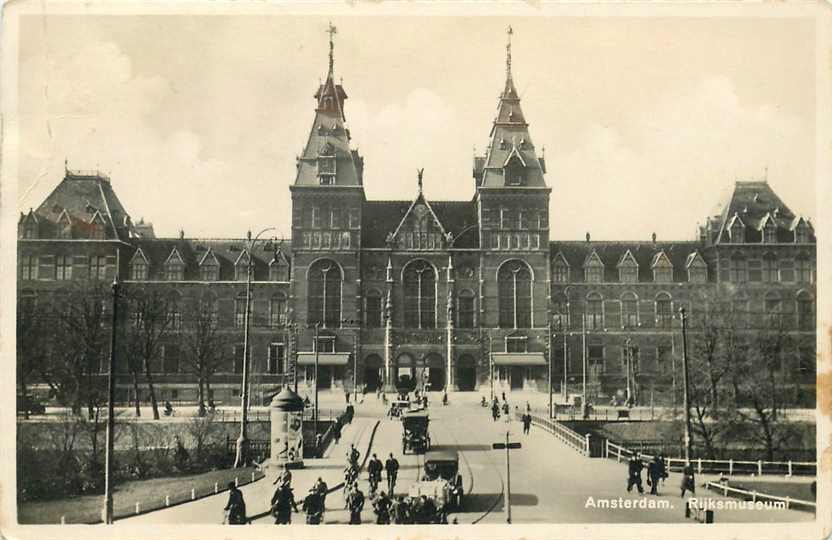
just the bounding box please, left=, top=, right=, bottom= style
left=118, top=392, right=813, bottom=525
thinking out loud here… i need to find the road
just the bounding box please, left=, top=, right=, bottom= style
left=118, top=394, right=813, bottom=525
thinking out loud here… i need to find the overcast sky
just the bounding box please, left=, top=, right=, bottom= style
left=16, top=15, right=816, bottom=241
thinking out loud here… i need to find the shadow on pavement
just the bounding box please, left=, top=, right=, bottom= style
left=431, top=443, right=492, bottom=452
left=462, top=493, right=538, bottom=513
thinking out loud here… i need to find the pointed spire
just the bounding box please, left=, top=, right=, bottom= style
left=327, top=22, right=337, bottom=77
left=506, top=25, right=513, bottom=83
left=417, top=168, right=424, bottom=194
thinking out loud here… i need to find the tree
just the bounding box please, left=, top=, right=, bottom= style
left=123, top=288, right=174, bottom=420
left=41, top=283, right=109, bottom=418
left=182, top=293, right=227, bottom=416
left=17, top=292, right=49, bottom=419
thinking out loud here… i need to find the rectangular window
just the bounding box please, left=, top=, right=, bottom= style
left=796, top=226, right=810, bottom=244
left=762, top=258, right=778, bottom=282
left=585, top=267, right=603, bottom=284
left=268, top=343, right=285, bottom=374
left=764, top=225, right=777, bottom=244
left=235, top=298, right=247, bottom=328
left=747, top=259, right=762, bottom=282
left=653, top=267, right=672, bottom=283
left=164, top=344, right=180, bottom=373
left=729, top=259, right=747, bottom=282
left=779, top=259, right=795, bottom=282
left=518, top=211, right=527, bottom=230
left=315, top=336, right=335, bottom=353
left=131, top=262, right=147, bottom=281
left=311, top=206, right=321, bottom=228
left=165, top=263, right=183, bottom=281
left=234, top=345, right=246, bottom=374
left=89, top=256, right=107, bottom=280
left=796, top=259, right=812, bottom=283
left=619, top=266, right=638, bottom=283
left=538, top=212, right=548, bottom=230
left=491, top=234, right=499, bottom=250
left=349, top=208, right=360, bottom=229
left=56, top=255, right=72, bottom=280
left=506, top=337, right=527, bottom=353
left=341, top=232, right=351, bottom=250
left=19, top=255, right=37, bottom=280
left=500, top=208, right=509, bottom=230
left=366, top=295, right=382, bottom=328
left=553, top=264, right=568, bottom=283
left=688, top=267, right=706, bottom=283
left=200, top=264, right=218, bottom=281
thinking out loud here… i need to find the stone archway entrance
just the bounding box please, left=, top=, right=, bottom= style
left=363, top=354, right=383, bottom=392
left=424, top=353, right=445, bottom=392
left=396, top=353, right=416, bottom=392
left=456, top=354, right=476, bottom=391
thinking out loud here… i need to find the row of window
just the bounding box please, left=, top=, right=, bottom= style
left=20, top=216, right=107, bottom=240
left=300, top=231, right=352, bottom=251
left=552, top=265, right=708, bottom=284
left=489, top=232, right=542, bottom=251
left=484, top=208, right=548, bottom=230
left=303, top=206, right=361, bottom=230
left=727, top=218, right=812, bottom=244
left=720, top=257, right=813, bottom=284
left=128, top=292, right=289, bottom=330
left=124, top=342, right=289, bottom=375
left=19, top=255, right=112, bottom=281
left=128, top=259, right=290, bottom=282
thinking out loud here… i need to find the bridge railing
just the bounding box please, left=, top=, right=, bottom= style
left=704, top=480, right=816, bottom=512
left=605, top=439, right=816, bottom=477
left=522, top=412, right=590, bottom=456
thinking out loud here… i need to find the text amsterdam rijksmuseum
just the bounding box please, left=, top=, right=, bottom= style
left=16, top=36, right=817, bottom=407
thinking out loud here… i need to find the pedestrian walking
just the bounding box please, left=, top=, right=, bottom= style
left=314, top=476, right=329, bottom=512
left=491, top=400, right=500, bottom=422
left=647, top=456, right=665, bottom=495
left=270, top=483, right=298, bottom=524
left=385, top=452, right=400, bottom=494
left=347, top=483, right=365, bottom=524
left=347, top=443, right=360, bottom=468
left=522, top=412, right=532, bottom=435
left=525, top=401, right=531, bottom=414
left=303, top=486, right=324, bottom=524
left=626, top=453, right=645, bottom=494
left=680, top=462, right=696, bottom=497
left=223, top=481, right=247, bottom=525
left=333, top=420, right=342, bottom=445
left=501, top=391, right=506, bottom=402
left=367, top=453, right=383, bottom=495
left=373, top=490, right=392, bottom=524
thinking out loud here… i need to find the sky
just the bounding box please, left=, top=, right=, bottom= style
left=16, top=15, right=816, bottom=241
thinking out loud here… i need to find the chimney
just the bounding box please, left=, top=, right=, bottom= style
left=179, top=229, right=185, bottom=240
left=585, top=232, right=591, bottom=243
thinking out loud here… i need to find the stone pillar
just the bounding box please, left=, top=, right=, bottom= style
left=446, top=254, right=455, bottom=392
left=384, top=257, right=395, bottom=391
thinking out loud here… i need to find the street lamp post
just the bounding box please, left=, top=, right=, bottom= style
left=548, top=321, right=554, bottom=419
left=625, top=338, right=632, bottom=404
left=234, top=227, right=277, bottom=469
left=562, top=333, right=568, bottom=402
left=582, top=317, right=588, bottom=419
left=102, top=277, right=119, bottom=524
left=313, top=321, right=320, bottom=440
left=679, top=307, right=693, bottom=464
left=489, top=333, right=494, bottom=401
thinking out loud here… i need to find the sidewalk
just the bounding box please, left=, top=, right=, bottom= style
left=120, top=414, right=379, bottom=525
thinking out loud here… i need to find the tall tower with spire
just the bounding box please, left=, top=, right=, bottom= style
left=290, top=23, right=364, bottom=386
left=474, top=26, right=552, bottom=329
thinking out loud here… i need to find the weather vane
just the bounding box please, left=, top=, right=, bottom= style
left=417, top=168, right=424, bottom=193
left=327, top=22, right=337, bottom=76
left=506, top=25, right=513, bottom=80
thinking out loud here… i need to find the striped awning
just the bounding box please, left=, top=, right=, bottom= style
left=297, top=352, right=350, bottom=366
left=491, top=353, right=546, bottom=366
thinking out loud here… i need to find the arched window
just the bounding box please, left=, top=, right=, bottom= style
left=731, top=291, right=748, bottom=327
left=764, top=290, right=782, bottom=327
left=365, top=290, right=383, bottom=328
left=404, top=260, right=436, bottom=329
left=498, top=260, right=532, bottom=329
left=585, top=292, right=603, bottom=330
left=270, top=293, right=287, bottom=327
left=552, top=293, right=569, bottom=330
left=621, top=292, right=638, bottom=329
left=457, top=289, right=475, bottom=329
left=308, top=259, right=342, bottom=327
left=797, top=290, right=814, bottom=330
left=200, top=292, right=219, bottom=329
left=655, top=293, right=673, bottom=329
left=166, top=292, right=182, bottom=331
left=762, top=253, right=778, bottom=283
left=796, top=256, right=812, bottom=283
left=235, top=291, right=248, bottom=328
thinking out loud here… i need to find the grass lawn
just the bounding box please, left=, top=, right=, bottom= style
left=729, top=479, right=816, bottom=503
left=19, top=467, right=263, bottom=524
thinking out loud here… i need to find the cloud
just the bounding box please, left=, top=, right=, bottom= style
left=551, top=76, right=811, bottom=241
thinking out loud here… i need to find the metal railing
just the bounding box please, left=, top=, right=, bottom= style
left=523, top=412, right=590, bottom=456
left=704, top=480, right=816, bottom=512
left=605, top=439, right=816, bottom=476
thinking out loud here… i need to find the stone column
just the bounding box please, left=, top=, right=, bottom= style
left=384, top=257, right=395, bottom=391
left=446, top=254, right=455, bottom=392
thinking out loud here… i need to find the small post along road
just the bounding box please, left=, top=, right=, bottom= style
left=492, top=431, right=522, bottom=524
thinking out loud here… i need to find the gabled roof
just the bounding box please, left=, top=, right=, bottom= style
left=20, top=209, right=39, bottom=224
left=710, top=181, right=797, bottom=245
left=503, top=142, right=527, bottom=167
left=165, top=247, right=184, bottom=265
left=617, top=249, right=638, bottom=267
left=552, top=251, right=570, bottom=267
left=789, top=215, right=812, bottom=231
left=584, top=250, right=604, bottom=267
left=234, top=249, right=251, bottom=267
left=389, top=191, right=449, bottom=244
left=89, top=209, right=107, bottom=225
left=685, top=251, right=706, bottom=268
left=362, top=200, right=478, bottom=249
left=758, top=212, right=778, bottom=231
left=651, top=251, right=673, bottom=268
left=128, top=247, right=148, bottom=265
left=56, top=208, right=72, bottom=225
left=198, top=248, right=220, bottom=267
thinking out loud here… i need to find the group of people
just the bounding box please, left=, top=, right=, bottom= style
left=625, top=452, right=696, bottom=497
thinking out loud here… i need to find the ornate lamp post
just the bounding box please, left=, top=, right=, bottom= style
left=234, top=227, right=277, bottom=469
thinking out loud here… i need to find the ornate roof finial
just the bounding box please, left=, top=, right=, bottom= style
left=417, top=168, right=424, bottom=193
left=327, top=22, right=337, bottom=77
left=506, top=25, right=513, bottom=81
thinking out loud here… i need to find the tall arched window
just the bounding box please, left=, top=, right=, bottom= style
left=797, top=290, right=814, bottom=330
left=498, top=260, right=532, bottom=329
left=166, top=292, right=182, bottom=331
left=585, top=292, right=603, bottom=330
left=308, top=259, right=342, bottom=327
left=621, top=292, right=638, bottom=328
left=731, top=291, right=748, bottom=328
left=552, top=293, right=569, bottom=330
left=270, top=293, right=287, bottom=327
left=404, top=260, right=436, bottom=329
left=764, top=290, right=782, bottom=327
left=235, top=291, right=248, bottom=328
left=365, top=290, right=382, bottom=328
left=655, top=292, right=673, bottom=329
left=457, top=289, right=475, bottom=328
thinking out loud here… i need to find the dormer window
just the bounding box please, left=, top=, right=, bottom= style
left=130, top=260, right=148, bottom=280
left=57, top=211, right=72, bottom=239
left=584, top=252, right=604, bottom=284
left=317, top=156, right=336, bottom=185
left=686, top=252, right=707, bottom=283
left=552, top=253, right=569, bottom=283
left=729, top=217, right=745, bottom=243
left=618, top=250, right=638, bottom=283
left=505, top=159, right=525, bottom=186
left=235, top=252, right=250, bottom=281
left=23, top=221, right=38, bottom=239
left=795, top=220, right=811, bottom=244
left=200, top=261, right=219, bottom=281
left=164, top=249, right=185, bottom=281
left=652, top=252, right=673, bottom=283
left=762, top=219, right=777, bottom=244
left=269, top=256, right=289, bottom=281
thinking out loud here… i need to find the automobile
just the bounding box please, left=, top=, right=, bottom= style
left=401, top=411, right=430, bottom=454
left=408, top=449, right=463, bottom=522
left=422, top=449, right=464, bottom=510
left=17, top=395, right=46, bottom=415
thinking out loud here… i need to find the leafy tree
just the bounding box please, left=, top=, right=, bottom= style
left=182, top=293, right=227, bottom=416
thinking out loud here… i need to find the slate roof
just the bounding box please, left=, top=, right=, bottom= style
left=361, top=200, right=479, bottom=248
left=549, top=241, right=707, bottom=283
left=29, top=170, right=138, bottom=240
left=710, top=181, right=813, bottom=244
left=124, top=238, right=291, bottom=281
